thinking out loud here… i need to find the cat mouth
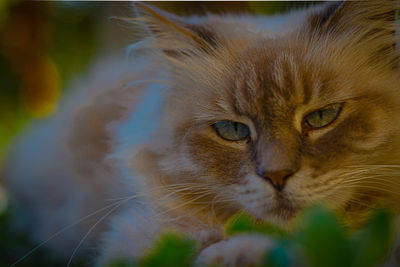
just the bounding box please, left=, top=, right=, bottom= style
left=264, top=194, right=301, bottom=224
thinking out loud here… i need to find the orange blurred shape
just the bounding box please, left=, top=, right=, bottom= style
left=20, top=54, right=60, bottom=118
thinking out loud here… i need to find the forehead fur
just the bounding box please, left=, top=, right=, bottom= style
left=154, top=1, right=399, bottom=128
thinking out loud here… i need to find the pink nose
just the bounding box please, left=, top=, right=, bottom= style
left=258, top=169, right=294, bottom=191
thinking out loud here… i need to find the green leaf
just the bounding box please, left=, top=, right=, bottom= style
left=140, top=233, right=196, bottom=267
left=351, top=209, right=394, bottom=267
left=261, top=241, right=296, bottom=267
left=296, top=206, right=352, bottom=267
left=225, top=212, right=286, bottom=237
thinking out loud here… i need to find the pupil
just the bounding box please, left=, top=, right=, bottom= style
left=318, top=110, right=323, bottom=119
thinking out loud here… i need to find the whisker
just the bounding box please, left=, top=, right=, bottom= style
left=152, top=191, right=221, bottom=219
left=67, top=196, right=139, bottom=266
left=339, top=179, right=400, bottom=188
left=10, top=200, right=122, bottom=267
left=105, top=183, right=219, bottom=202
left=11, top=183, right=201, bottom=266
left=336, top=184, right=400, bottom=196
left=339, top=171, right=400, bottom=179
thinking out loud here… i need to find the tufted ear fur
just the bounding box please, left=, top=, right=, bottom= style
left=305, top=0, right=399, bottom=69
left=133, top=2, right=218, bottom=58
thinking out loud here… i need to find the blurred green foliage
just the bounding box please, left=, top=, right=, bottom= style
left=0, top=1, right=98, bottom=163
left=0, top=0, right=16, bottom=25
left=225, top=211, right=286, bottom=237
left=1, top=204, right=395, bottom=266
left=141, top=233, right=196, bottom=267
left=106, top=207, right=396, bottom=267
left=48, top=2, right=97, bottom=82
left=297, top=207, right=353, bottom=267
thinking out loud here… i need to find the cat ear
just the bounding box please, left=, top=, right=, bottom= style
left=308, top=0, right=398, bottom=37
left=306, top=0, right=399, bottom=68
left=133, top=2, right=218, bottom=57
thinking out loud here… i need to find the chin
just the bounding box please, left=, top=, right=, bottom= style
left=246, top=197, right=302, bottom=228
left=267, top=209, right=300, bottom=229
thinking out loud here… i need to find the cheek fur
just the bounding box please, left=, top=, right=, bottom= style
left=233, top=174, right=274, bottom=217
left=302, top=109, right=385, bottom=174
left=185, top=133, right=252, bottom=183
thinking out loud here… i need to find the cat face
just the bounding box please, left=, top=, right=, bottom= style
left=134, top=1, right=400, bottom=226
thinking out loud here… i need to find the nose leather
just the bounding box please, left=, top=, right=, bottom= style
left=255, top=133, right=299, bottom=191
left=257, top=169, right=294, bottom=191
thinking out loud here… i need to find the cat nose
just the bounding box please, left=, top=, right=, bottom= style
left=257, top=168, right=294, bottom=191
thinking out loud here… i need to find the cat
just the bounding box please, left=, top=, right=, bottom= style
left=3, top=0, right=400, bottom=266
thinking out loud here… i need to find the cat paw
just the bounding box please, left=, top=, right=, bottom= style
left=195, top=234, right=275, bottom=267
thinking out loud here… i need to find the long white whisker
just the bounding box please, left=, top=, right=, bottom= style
left=105, top=183, right=217, bottom=202
left=152, top=191, right=219, bottom=219
left=67, top=196, right=136, bottom=266
left=10, top=200, right=122, bottom=267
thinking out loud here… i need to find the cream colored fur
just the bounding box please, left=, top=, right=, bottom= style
left=4, top=1, right=400, bottom=266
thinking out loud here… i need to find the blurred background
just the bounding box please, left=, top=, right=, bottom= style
left=0, top=0, right=321, bottom=164
left=0, top=1, right=320, bottom=265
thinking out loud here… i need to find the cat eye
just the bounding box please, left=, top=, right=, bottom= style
left=304, top=103, right=343, bottom=129
left=213, top=121, right=250, bottom=141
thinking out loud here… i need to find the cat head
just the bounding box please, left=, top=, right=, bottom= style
left=133, top=1, right=400, bottom=227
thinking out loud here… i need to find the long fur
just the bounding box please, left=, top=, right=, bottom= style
left=3, top=1, right=400, bottom=265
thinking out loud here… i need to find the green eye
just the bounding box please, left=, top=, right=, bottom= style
left=304, top=104, right=343, bottom=129
left=213, top=121, right=250, bottom=141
